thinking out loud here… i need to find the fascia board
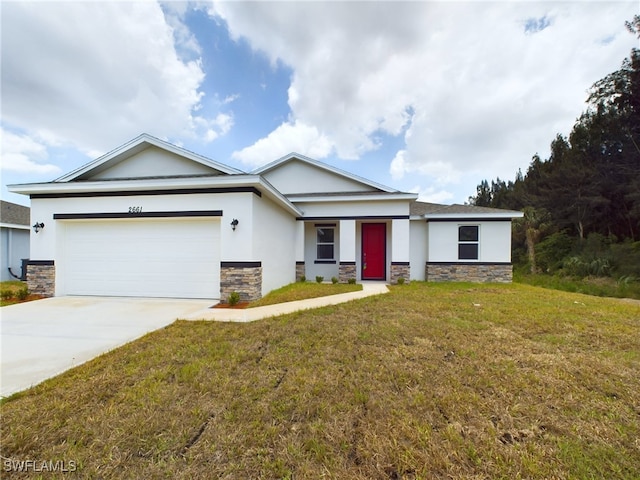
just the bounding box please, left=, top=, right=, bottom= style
left=8, top=175, right=302, bottom=217
left=256, top=177, right=303, bottom=216
left=0, top=223, right=31, bottom=230
left=425, top=212, right=524, bottom=220
left=9, top=175, right=259, bottom=194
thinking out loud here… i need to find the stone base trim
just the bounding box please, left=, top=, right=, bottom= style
left=26, top=261, right=55, bottom=297
left=426, top=262, right=513, bottom=283
left=296, top=262, right=306, bottom=282
left=390, top=262, right=410, bottom=284
left=338, top=262, right=356, bottom=283
left=220, top=262, right=262, bottom=302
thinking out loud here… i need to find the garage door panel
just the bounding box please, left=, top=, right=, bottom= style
left=62, top=219, right=220, bottom=299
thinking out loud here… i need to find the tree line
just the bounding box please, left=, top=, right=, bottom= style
left=469, top=16, right=640, bottom=278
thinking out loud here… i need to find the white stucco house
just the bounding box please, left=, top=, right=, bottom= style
left=8, top=134, right=523, bottom=300
left=1, top=201, right=31, bottom=282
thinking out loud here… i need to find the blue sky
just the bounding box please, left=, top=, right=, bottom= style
left=1, top=1, right=637, bottom=207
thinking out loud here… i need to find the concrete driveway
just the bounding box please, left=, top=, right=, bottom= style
left=0, top=296, right=214, bottom=397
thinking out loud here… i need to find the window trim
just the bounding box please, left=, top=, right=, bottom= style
left=458, top=225, right=479, bottom=260
left=316, top=225, right=336, bottom=261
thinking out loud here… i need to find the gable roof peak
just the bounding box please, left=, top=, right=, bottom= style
left=55, top=133, right=245, bottom=183
left=253, top=152, right=398, bottom=194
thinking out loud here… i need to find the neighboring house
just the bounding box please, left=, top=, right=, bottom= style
left=0, top=200, right=30, bottom=282
left=8, top=134, right=523, bottom=299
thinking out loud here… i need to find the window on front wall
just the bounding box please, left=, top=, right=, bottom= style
left=458, top=225, right=479, bottom=260
left=316, top=226, right=335, bottom=260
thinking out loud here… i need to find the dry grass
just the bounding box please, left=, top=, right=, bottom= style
left=0, top=281, right=41, bottom=307
left=248, top=282, right=362, bottom=307
left=1, top=283, right=639, bottom=479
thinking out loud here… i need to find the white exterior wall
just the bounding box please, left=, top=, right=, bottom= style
left=252, top=194, right=297, bottom=295
left=29, top=192, right=258, bottom=297
left=428, top=221, right=513, bottom=263
left=409, top=220, right=428, bottom=280
left=29, top=193, right=256, bottom=262
left=339, top=220, right=356, bottom=262
left=295, top=200, right=408, bottom=218
left=391, top=219, right=410, bottom=262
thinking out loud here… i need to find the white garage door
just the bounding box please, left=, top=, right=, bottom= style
left=61, top=218, right=220, bottom=299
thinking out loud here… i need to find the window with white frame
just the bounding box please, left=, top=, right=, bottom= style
left=316, top=225, right=335, bottom=260
left=458, top=225, right=479, bottom=260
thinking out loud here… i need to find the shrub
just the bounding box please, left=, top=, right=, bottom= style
left=536, top=231, right=574, bottom=273
left=331, top=276, right=338, bottom=284
left=348, top=278, right=356, bottom=285
left=610, top=241, right=640, bottom=278
left=228, top=291, right=241, bottom=306
left=299, top=275, right=306, bottom=283
left=396, top=277, right=405, bottom=285
left=563, top=256, right=611, bottom=277
left=315, top=276, right=324, bottom=284
left=16, top=286, right=29, bottom=301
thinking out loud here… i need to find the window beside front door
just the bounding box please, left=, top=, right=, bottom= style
left=458, top=225, right=479, bottom=260
left=316, top=226, right=335, bottom=260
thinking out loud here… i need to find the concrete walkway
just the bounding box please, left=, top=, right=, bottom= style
left=185, top=282, right=390, bottom=322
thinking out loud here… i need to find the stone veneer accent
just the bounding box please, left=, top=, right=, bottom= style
left=390, top=262, right=411, bottom=284
left=426, top=262, right=513, bottom=283
left=296, top=261, right=306, bottom=282
left=27, top=261, right=56, bottom=297
left=338, top=262, right=357, bottom=283
left=220, top=262, right=262, bottom=302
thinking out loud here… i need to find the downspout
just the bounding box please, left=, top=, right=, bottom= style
left=6, top=229, right=26, bottom=280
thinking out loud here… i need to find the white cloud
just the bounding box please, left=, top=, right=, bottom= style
left=408, top=185, right=454, bottom=205
left=211, top=1, right=637, bottom=201
left=0, top=129, right=61, bottom=175
left=0, top=1, right=227, bottom=158
left=232, top=121, right=333, bottom=167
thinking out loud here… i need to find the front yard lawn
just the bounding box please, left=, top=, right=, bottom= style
left=248, top=281, right=362, bottom=307
left=0, top=281, right=41, bottom=307
left=1, top=283, right=639, bottom=478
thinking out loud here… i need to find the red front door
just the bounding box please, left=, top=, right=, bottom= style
left=362, top=223, right=386, bottom=280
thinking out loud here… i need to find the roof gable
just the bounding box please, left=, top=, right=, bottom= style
left=253, top=153, right=396, bottom=195
left=57, top=134, right=243, bottom=182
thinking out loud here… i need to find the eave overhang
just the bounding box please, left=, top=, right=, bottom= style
left=8, top=175, right=302, bottom=217
left=424, top=211, right=524, bottom=221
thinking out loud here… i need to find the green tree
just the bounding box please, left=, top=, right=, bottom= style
left=514, top=207, right=552, bottom=274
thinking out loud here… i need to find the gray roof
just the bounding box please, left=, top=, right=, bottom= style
left=410, top=201, right=522, bottom=217
left=1, top=201, right=30, bottom=226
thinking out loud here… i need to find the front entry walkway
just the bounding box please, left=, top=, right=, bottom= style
left=185, top=282, right=389, bottom=322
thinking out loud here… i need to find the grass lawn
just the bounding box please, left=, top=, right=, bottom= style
left=0, top=281, right=41, bottom=307
left=248, top=282, right=362, bottom=307
left=1, top=283, right=639, bottom=478
left=515, top=272, right=640, bottom=300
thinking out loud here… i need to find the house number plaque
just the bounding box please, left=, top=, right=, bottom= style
left=128, top=206, right=143, bottom=213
